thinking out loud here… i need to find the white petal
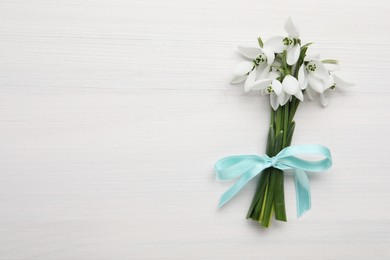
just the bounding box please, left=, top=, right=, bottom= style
left=304, top=48, right=320, bottom=61
left=298, top=64, right=308, bottom=89
left=332, top=73, right=355, bottom=89
left=305, top=86, right=316, bottom=100
left=255, top=62, right=268, bottom=80
left=267, top=71, right=281, bottom=80
left=231, top=75, right=247, bottom=84
left=270, top=93, right=279, bottom=111
left=272, top=79, right=282, bottom=95
left=282, top=75, right=299, bottom=95
left=237, top=46, right=262, bottom=59
left=323, top=63, right=339, bottom=71
left=233, top=61, right=254, bottom=76
left=324, top=75, right=335, bottom=90
left=258, top=64, right=271, bottom=80
left=320, top=90, right=331, bottom=107
left=272, top=60, right=282, bottom=67
left=250, top=79, right=272, bottom=90
left=311, top=61, right=329, bottom=81
left=277, top=91, right=285, bottom=105
left=261, top=47, right=275, bottom=65
left=244, top=69, right=257, bottom=92
left=294, top=90, right=304, bottom=101
left=284, top=17, right=300, bottom=38
left=278, top=92, right=290, bottom=106
left=265, top=36, right=286, bottom=53
left=307, top=73, right=325, bottom=93
left=287, top=44, right=300, bottom=65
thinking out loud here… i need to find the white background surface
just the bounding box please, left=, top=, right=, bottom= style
left=0, top=0, right=389, bottom=259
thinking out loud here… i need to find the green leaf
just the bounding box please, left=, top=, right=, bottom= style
left=273, top=169, right=287, bottom=221
left=301, top=42, right=313, bottom=48
left=266, top=126, right=274, bottom=156
left=257, top=37, right=264, bottom=48
left=298, top=47, right=308, bottom=62
left=261, top=171, right=276, bottom=227
left=273, top=131, right=284, bottom=155
left=288, top=97, right=301, bottom=121
left=285, top=121, right=296, bottom=146
left=322, top=59, right=339, bottom=64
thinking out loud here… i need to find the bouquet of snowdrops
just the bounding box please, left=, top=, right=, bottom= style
left=215, top=17, right=353, bottom=228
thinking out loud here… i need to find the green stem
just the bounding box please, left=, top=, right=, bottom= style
left=283, top=102, right=289, bottom=146
left=273, top=168, right=286, bottom=221
left=261, top=169, right=276, bottom=227
left=246, top=169, right=269, bottom=220
left=275, top=107, right=282, bottom=134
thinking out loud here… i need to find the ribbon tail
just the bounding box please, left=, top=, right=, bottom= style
left=218, top=164, right=266, bottom=207
left=294, top=169, right=311, bottom=218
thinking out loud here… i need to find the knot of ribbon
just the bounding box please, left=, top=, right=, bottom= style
left=215, top=144, right=332, bottom=218
left=265, top=155, right=278, bottom=167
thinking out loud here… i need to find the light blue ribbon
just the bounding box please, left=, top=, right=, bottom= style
left=215, top=144, right=332, bottom=218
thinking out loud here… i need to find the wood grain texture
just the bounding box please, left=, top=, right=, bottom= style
left=0, top=0, right=389, bottom=259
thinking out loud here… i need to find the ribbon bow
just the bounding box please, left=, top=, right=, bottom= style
left=215, top=144, right=332, bottom=217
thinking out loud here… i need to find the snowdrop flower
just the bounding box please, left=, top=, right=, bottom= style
left=319, top=73, right=354, bottom=106
left=298, top=59, right=330, bottom=93
left=231, top=45, right=276, bottom=87
left=282, top=75, right=304, bottom=101
left=267, top=79, right=283, bottom=111
left=264, top=75, right=303, bottom=111
left=244, top=64, right=280, bottom=93
left=265, top=17, right=301, bottom=65
left=283, top=17, right=301, bottom=65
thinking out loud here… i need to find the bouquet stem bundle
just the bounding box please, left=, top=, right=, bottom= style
left=246, top=48, right=305, bottom=227
left=247, top=98, right=300, bottom=227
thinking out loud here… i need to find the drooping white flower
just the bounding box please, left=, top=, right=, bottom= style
left=298, top=59, right=330, bottom=93
left=267, top=79, right=290, bottom=111
left=262, top=75, right=304, bottom=111
left=283, top=17, right=301, bottom=65
left=282, top=75, right=304, bottom=101
left=265, top=17, right=301, bottom=65
left=241, top=65, right=287, bottom=110
left=319, top=73, right=355, bottom=106
left=231, top=45, right=276, bottom=87
left=245, top=64, right=280, bottom=93
left=268, top=79, right=283, bottom=111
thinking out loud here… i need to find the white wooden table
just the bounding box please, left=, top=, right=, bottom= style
left=1, top=0, right=389, bottom=259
